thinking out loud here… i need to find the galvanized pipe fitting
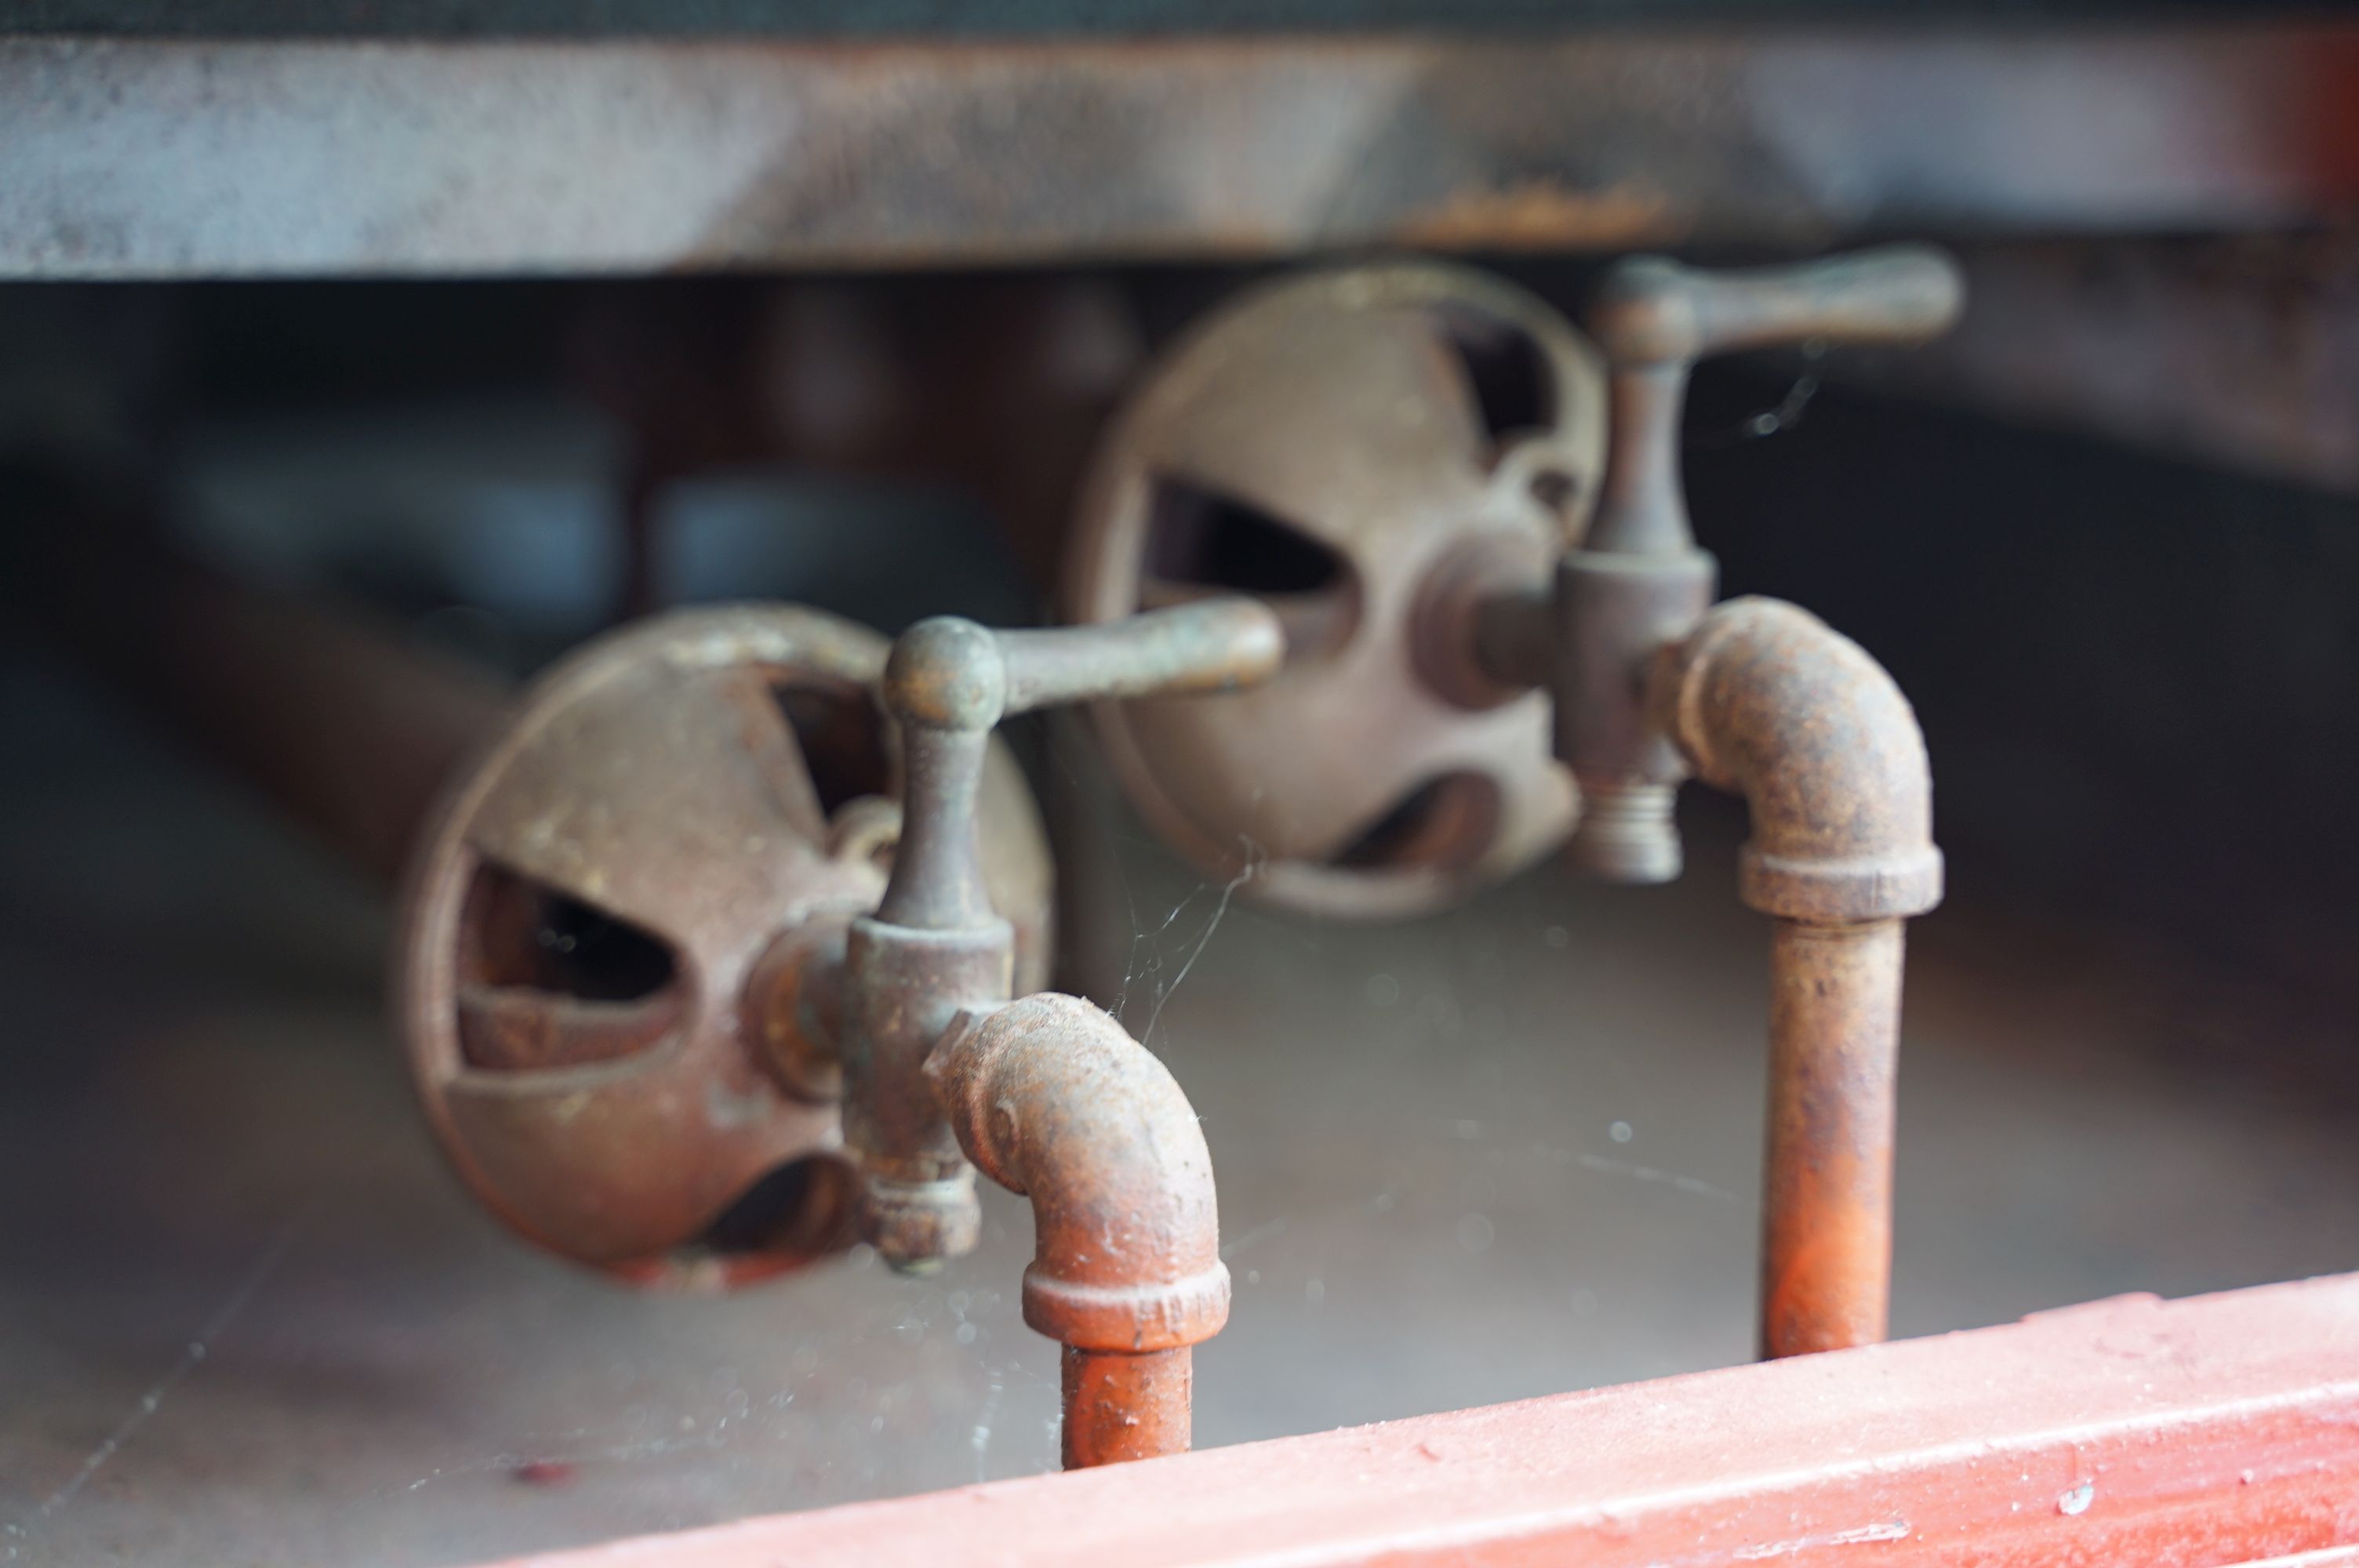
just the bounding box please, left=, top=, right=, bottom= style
left=928, top=993, right=1230, bottom=1467
left=1653, top=595, right=1943, bottom=1356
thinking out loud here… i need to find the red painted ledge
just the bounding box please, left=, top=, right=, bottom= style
left=487, top=1273, right=2359, bottom=1568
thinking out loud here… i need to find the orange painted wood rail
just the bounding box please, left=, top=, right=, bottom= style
left=486, top=1273, right=2359, bottom=1568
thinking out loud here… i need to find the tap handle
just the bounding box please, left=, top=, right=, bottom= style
left=997, top=598, right=1285, bottom=717
left=1589, top=245, right=1964, bottom=371
left=1583, top=245, right=1962, bottom=559
left=877, top=598, right=1282, bottom=931
left=882, top=598, right=1284, bottom=734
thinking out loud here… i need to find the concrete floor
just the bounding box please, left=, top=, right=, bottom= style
left=3, top=652, right=2357, bottom=1568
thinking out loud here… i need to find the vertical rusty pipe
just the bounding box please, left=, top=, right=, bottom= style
left=1655, top=596, right=1943, bottom=1359
left=1062, top=1346, right=1192, bottom=1468
left=927, top=992, right=1230, bottom=1467
left=1763, top=917, right=1904, bottom=1355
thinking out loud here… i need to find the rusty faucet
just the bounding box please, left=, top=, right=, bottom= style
left=843, top=596, right=1284, bottom=1463
left=1457, top=246, right=1963, bottom=1357
left=24, top=492, right=1274, bottom=1465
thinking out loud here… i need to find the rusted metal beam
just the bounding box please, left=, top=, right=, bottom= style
left=0, top=1, right=2296, bottom=38
left=476, top=1272, right=2359, bottom=1567
left=3, top=26, right=2357, bottom=278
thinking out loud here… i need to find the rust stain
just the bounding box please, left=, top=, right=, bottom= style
left=1392, top=180, right=1678, bottom=252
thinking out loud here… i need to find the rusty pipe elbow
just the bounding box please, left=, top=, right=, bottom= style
left=926, top=992, right=1229, bottom=1465
left=928, top=993, right=1230, bottom=1352
left=1656, top=597, right=1942, bottom=924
